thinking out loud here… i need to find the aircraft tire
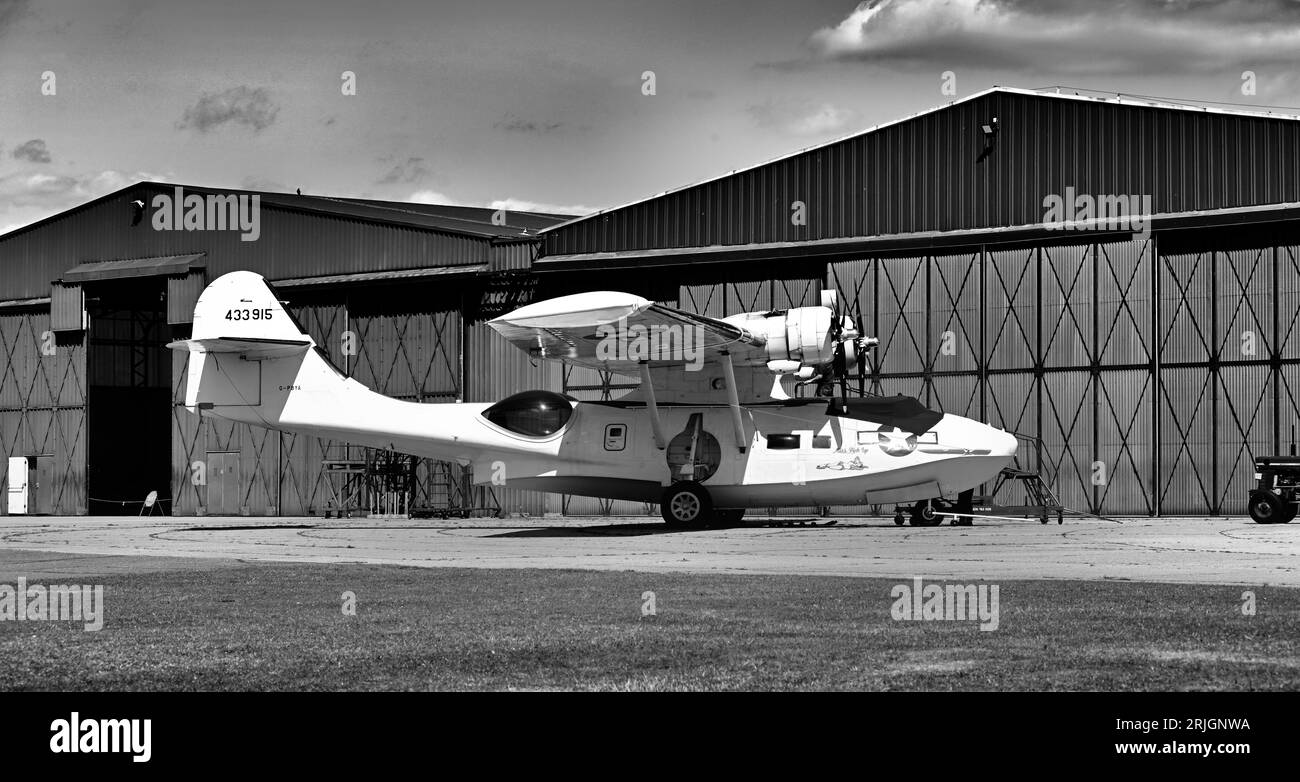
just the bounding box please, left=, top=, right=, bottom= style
left=661, top=482, right=712, bottom=528
left=908, top=500, right=944, bottom=527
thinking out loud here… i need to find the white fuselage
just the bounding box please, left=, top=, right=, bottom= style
left=191, top=345, right=1016, bottom=508
left=178, top=271, right=1017, bottom=512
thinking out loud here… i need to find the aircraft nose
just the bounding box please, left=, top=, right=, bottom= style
left=988, top=427, right=1018, bottom=458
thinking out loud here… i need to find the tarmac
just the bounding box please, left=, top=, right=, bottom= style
left=0, top=512, right=1297, bottom=586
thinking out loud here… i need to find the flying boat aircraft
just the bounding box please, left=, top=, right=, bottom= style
left=169, top=271, right=1017, bottom=527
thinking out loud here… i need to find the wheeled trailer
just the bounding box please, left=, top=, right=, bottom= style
left=891, top=467, right=1065, bottom=526
left=1248, top=456, right=1299, bottom=524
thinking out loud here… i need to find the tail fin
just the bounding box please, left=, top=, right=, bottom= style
left=168, top=271, right=327, bottom=426
left=189, top=270, right=307, bottom=343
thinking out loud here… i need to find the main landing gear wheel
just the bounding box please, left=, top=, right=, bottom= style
left=893, top=512, right=905, bottom=526
left=908, top=500, right=943, bottom=527
left=660, top=482, right=713, bottom=529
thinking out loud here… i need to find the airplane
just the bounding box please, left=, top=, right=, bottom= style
left=168, top=271, right=1018, bottom=528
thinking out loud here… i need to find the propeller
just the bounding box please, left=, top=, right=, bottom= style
left=818, top=289, right=876, bottom=411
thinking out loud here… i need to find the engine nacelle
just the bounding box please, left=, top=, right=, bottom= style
left=722, top=291, right=873, bottom=379
left=763, top=306, right=834, bottom=367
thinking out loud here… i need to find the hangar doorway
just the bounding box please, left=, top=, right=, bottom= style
left=85, top=278, right=172, bottom=515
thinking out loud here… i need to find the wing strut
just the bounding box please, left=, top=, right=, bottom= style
left=720, top=352, right=747, bottom=453
left=639, top=361, right=667, bottom=450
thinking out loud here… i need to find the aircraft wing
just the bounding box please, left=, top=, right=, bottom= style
left=487, top=291, right=766, bottom=373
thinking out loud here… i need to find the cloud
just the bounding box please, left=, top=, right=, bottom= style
left=747, top=100, right=860, bottom=137
left=0, top=169, right=166, bottom=234
left=377, top=157, right=432, bottom=185
left=803, top=0, right=1300, bottom=75
left=494, top=115, right=564, bottom=135
left=176, top=86, right=279, bottom=133
left=408, top=189, right=594, bottom=216
left=485, top=197, right=595, bottom=216
left=0, top=169, right=162, bottom=208
left=11, top=138, right=51, bottom=163
left=0, top=0, right=30, bottom=38
left=239, top=176, right=291, bottom=193
left=408, top=189, right=463, bottom=206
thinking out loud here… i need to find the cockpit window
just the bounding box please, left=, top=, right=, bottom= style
left=482, top=390, right=574, bottom=436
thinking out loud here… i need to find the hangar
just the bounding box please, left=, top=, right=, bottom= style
left=3, top=86, right=1300, bottom=517
left=0, top=185, right=573, bottom=517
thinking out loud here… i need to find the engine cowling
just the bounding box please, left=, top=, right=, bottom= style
left=764, top=306, right=833, bottom=368
left=760, top=307, right=868, bottom=378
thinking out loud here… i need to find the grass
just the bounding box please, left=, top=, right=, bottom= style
left=0, top=564, right=1296, bottom=690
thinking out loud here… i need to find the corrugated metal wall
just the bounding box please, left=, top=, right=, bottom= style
left=166, top=271, right=205, bottom=325
left=0, top=308, right=86, bottom=514
left=546, top=90, right=1300, bottom=256
left=822, top=230, right=1300, bottom=516
left=169, top=282, right=486, bottom=517
left=50, top=283, right=85, bottom=332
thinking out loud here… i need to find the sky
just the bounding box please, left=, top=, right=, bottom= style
left=4, top=0, right=1300, bottom=234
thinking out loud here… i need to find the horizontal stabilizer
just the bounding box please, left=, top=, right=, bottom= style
left=166, top=336, right=312, bottom=360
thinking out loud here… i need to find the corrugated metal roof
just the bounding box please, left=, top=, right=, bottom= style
left=538, top=202, right=1300, bottom=270
left=61, top=252, right=206, bottom=282
left=0, top=182, right=576, bottom=245
left=248, top=191, right=571, bottom=238
left=272, top=263, right=488, bottom=288
left=327, top=198, right=575, bottom=234
left=541, top=85, right=1300, bottom=237
left=0, top=183, right=571, bottom=301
